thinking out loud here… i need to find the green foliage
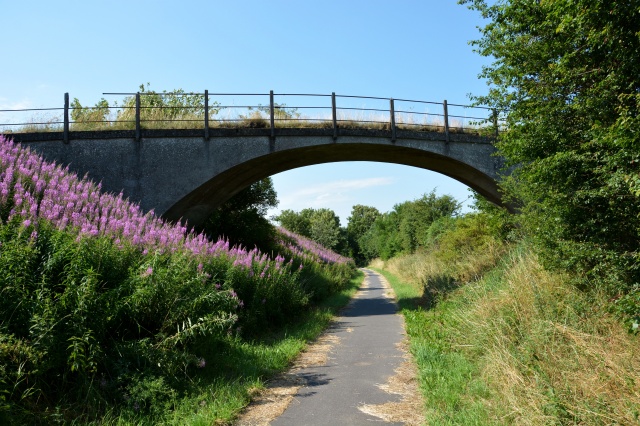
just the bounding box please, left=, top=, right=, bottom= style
left=275, top=207, right=348, bottom=254
left=70, top=98, right=110, bottom=130
left=461, top=0, right=640, bottom=329
left=0, top=221, right=235, bottom=422
left=358, top=190, right=461, bottom=261
left=201, top=178, right=278, bottom=251
left=346, top=205, right=380, bottom=265
left=70, top=83, right=222, bottom=130
left=275, top=208, right=313, bottom=237
left=308, top=208, right=342, bottom=251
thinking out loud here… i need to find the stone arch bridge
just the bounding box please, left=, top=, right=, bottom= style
left=11, top=126, right=506, bottom=227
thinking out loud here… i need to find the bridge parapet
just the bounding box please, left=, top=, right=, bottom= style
left=2, top=91, right=501, bottom=142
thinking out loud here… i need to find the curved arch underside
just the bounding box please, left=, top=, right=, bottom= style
left=164, top=142, right=504, bottom=226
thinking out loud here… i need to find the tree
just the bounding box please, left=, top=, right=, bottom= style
left=461, top=1, right=640, bottom=298
left=276, top=207, right=347, bottom=253
left=405, top=191, right=461, bottom=249
left=201, top=178, right=278, bottom=251
left=309, top=208, right=342, bottom=251
left=358, top=211, right=402, bottom=261
left=70, top=98, right=110, bottom=130
left=356, top=191, right=460, bottom=262
left=275, top=208, right=314, bottom=237
left=70, top=83, right=221, bottom=129
left=346, top=205, right=380, bottom=265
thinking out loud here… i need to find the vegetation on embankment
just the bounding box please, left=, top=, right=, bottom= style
left=371, top=211, right=640, bottom=424
left=0, top=136, right=358, bottom=425
left=461, top=0, right=640, bottom=332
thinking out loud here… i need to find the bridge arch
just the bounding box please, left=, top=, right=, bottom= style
left=161, top=132, right=505, bottom=226
left=14, top=128, right=506, bottom=227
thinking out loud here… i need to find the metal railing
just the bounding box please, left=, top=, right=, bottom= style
left=0, top=91, right=501, bottom=143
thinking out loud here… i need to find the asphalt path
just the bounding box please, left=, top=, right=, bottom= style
left=271, top=269, right=407, bottom=425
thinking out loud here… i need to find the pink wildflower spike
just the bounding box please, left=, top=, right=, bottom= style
left=0, top=136, right=351, bottom=290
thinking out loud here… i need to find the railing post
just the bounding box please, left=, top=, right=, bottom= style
left=135, top=92, right=141, bottom=142
left=443, top=99, right=450, bottom=142
left=390, top=98, right=397, bottom=142
left=332, top=92, right=338, bottom=141
left=204, top=89, right=210, bottom=141
left=269, top=90, right=275, bottom=140
left=63, top=92, right=69, bottom=144
left=492, top=108, right=499, bottom=138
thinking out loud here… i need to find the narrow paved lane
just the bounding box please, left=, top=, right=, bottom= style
left=271, top=269, right=406, bottom=425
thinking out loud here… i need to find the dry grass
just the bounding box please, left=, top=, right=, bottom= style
left=384, top=234, right=507, bottom=307
left=4, top=109, right=489, bottom=135
left=375, top=239, right=640, bottom=424
left=456, top=252, right=640, bottom=425
left=233, top=333, right=341, bottom=426
left=357, top=340, right=424, bottom=425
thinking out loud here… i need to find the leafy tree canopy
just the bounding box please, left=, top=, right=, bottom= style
left=357, top=191, right=461, bottom=261
left=461, top=0, right=640, bottom=292
left=201, top=178, right=278, bottom=251
left=346, top=205, right=381, bottom=265
left=70, top=83, right=221, bottom=129
left=275, top=207, right=347, bottom=253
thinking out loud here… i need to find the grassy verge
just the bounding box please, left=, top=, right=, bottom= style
left=90, top=270, right=364, bottom=425
left=372, top=248, right=640, bottom=425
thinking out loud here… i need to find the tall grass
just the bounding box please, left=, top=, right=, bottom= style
left=372, top=212, right=640, bottom=424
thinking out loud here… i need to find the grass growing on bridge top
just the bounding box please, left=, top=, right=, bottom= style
left=4, top=103, right=490, bottom=136
left=5, top=112, right=485, bottom=135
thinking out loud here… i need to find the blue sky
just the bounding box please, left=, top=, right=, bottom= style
left=1, top=0, right=491, bottom=224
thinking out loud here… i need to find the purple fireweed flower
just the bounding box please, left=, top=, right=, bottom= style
left=197, top=358, right=206, bottom=368
left=141, top=267, right=153, bottom=277
left=0, top=136, right=354, bottom=300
